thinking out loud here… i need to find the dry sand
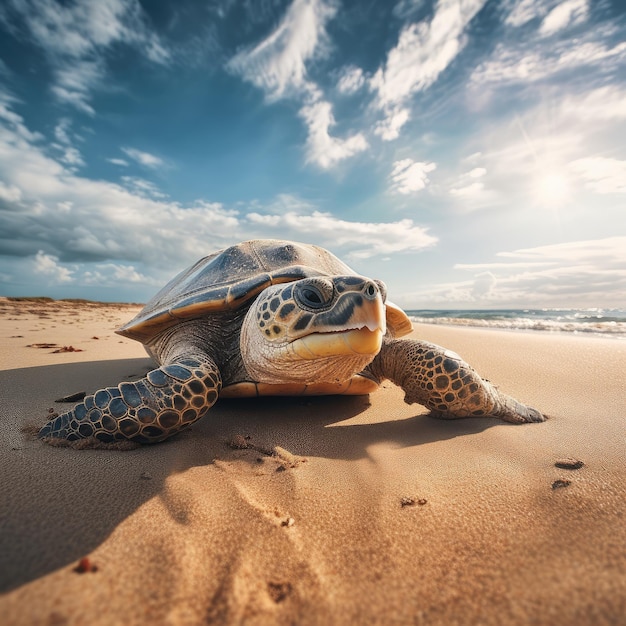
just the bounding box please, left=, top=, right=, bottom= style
left=0, top=297, right=624, bottom=625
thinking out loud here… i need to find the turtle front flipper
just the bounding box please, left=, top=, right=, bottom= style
left=368, top=339, right=545, bottom=423
left=38, top=356, right=222, bottom=444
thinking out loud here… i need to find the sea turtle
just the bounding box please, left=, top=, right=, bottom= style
left=39, top=239, right=545, bottom=444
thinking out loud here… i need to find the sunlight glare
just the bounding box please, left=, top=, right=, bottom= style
left=534, top=171, right=571, bottom=208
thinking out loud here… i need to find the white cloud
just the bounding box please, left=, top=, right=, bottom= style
left=299, top=100, right=368, bottom=169
left=120, top=176, right=168, bottom=199
left=0, top=181, right=21, bottom=202
left=0, top=92, right=43, bottom=143
left=468, top=167, right=486, bottom=178
left=227, top=0, right=368, bottom=170
left=121, top=146, right=165, bottom=169
left=389, top=159, right=436, bottom=194
left=471, top=271, right=496, bottom=298
left=504, top=0, right=547, bottom=27
left=449, top=166, right=490, bottom=200
left=568, top=157, right=626, bottom=194
left=4, top=0, right=169, bottom=113
left=57, top=145, right=84, bottom=167
left=451, top=80, right=626, bottom=211
left=471, top=37, right=626, bottom=87
left=450, top=181, right=484, bottom=197
left=107, top=158, right=129, bottom=166
left=227, top=0, right=337, bottom=101
left=33, top=250, right=74, bottom=283
left=393, top=0, right=427, bottom=19
left=82, top=262, right=157, bottom=286
left=50, top=59, right=102, bottom=115
left=0, top=96, right=432, bottom=296
left=539, top=0, right=588, bottom=36
left=373, top=107, right=410, bottom=141
left=51, top=117, right=85, bottom=168
left=406, top=237, right=626, bottom=307
left=336, top=66, right=365, bottom=94
left=497, top=237, right=626, bottom=265
left=53, top=117, right=72, bottom=144
left=0, top=103, right=240, bottom=268
left=247, top=210, right=437, bottom=259
left=559, top=86, right=626, bottom=122
left=371, top=0, right=487, bottom=138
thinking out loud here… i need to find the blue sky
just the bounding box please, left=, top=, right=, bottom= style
left=0, top=0, right=624, bottom=308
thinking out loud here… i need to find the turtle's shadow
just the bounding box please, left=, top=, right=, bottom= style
left=1, top=358, right=497, bottom=593
left=201, top=393, right=492, bottom=461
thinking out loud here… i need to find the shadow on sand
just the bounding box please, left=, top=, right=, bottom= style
left=1, top=357, right=498, bottom=593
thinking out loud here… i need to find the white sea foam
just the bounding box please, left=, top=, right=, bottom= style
left=406, top=309, right=626, bottom=339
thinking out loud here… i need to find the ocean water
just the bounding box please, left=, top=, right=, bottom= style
left=405, top=309, right=626, bottom=339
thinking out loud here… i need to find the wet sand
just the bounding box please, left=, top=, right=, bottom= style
left=0, top=298, right=624, bottom=625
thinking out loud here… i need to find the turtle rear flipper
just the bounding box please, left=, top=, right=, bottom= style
left=38, top=356, right=221, bottom=444
left=368, top=339, right=546, bottom=423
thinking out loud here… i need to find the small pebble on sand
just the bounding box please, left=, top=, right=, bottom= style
left=74, top=557, right=98, bottom=573
left=555, top=458, right=584, bottom=470
left=552, top=479, right=571, bottom=489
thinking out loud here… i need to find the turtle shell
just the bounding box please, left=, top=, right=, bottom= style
left=117, top=239, right=412, bottom=342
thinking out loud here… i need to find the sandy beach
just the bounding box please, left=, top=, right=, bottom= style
left=0, top=297, right=624, bottom=625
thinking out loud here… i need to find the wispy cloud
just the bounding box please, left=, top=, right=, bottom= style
left=50, top=59, right=103, bottom=115
left=107, top=158, right=129, bottom=167
left=389, top=159, right=436, bottom=194
left=504, top=0, right=548, bottom=27
left=568, top=157, right=626, bottom=194
left=227, top=0, right=369, bottom=170
left=447, top=77, right=626, bottom=213
left=406, top=237, right=626, bottom=307
left=299, top=101, right=368, bottom=169
left=227, top=0, right=336, bottom=101
left=0, top=181, right=22, bottom=202
left=3, top=0, right=169, bottom=114
left=370, top=0, right=487, bottom=140
left=120, top=176, right=168, bottom=199
left=336, top=66, right=365, bottom=95
left=373, top=107, right=410, bottom=142
left=448, top=167, right=492, bottom=203
left=472, top=2, right=624, bottom=93
left=558, top=85, right=626, bottom=122
left=0, top=96, right=435, bottom=293
left=471, top=38, right=626, bottom=87
left=121, top=147, right=165, bottom=169
left=51, top=117, right=84, bottom=169
left=247, top=209, right=437, bottom=259
left=538, top=0, right=588, bottom=36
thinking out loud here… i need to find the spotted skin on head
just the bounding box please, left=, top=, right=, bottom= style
left=240, top=276, right=386, bottom=385
left=39, top=357, right=222, bottom=444
left=254, top=283, right=296, bottom=341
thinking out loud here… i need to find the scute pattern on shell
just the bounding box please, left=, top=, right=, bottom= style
left=117, top=240, right=357, bottom=343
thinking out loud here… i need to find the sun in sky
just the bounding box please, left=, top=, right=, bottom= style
left=0, top=0, right=624, bottom=308
left=534, top=171, right=571, bottom=208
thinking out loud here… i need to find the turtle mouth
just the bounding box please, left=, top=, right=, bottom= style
left=290, top=326, right=384, bottom=359
left=289, top=296, right=386, bottom=360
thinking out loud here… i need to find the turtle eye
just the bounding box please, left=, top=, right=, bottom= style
left=302, top=288, right=322, bottom=305
left=374, top=279, right=387, bottom=302
left=295, top=282, right=333, bottom=310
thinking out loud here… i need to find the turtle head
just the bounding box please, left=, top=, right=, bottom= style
left=240, top=276, right=387, bottom=384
